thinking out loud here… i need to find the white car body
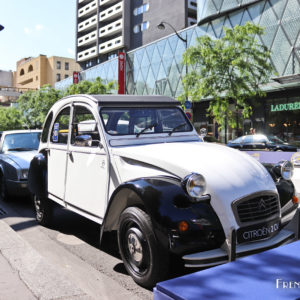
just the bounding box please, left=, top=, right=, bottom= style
left=28, top=95, right=299, bottom=287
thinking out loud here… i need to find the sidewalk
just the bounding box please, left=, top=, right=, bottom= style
left=0, top=218, right=89, bottom=300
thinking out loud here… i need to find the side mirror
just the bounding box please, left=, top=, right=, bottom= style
left=74, top=135, right=103, bottom=148
left=199, top=128, right=207, bottom=137
left=74, top=135, right=92, bottom=147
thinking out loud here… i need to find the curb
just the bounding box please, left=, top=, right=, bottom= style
left=0, top=219, right=90, bottom=300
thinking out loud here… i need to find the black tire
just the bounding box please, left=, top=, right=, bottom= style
left=117, top=207, right=169, bottom=288
left=33, top=195, right=53, bottom=226
left=0, top=173, right=8, bottom=202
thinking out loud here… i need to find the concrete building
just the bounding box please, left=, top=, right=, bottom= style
left=15, top=55, right=81, bottom=90
left=76, top=0, right=197, bottom=69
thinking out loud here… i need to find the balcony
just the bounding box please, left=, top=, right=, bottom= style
left=78, top=14, right=97, bottom=32
left=99, top=1, right=123, bottom=22
left=188, top=0, right=197, bottom=12
left=188, top=17, right=197, bottom=27
left=78, top=29, right=97, bottom=47
left=78, top=0, right=92, bottom=4
left=99, top=36, right=123, bottom=54
left=77, top=45, right=98, bottom=62
left=99, top=19, right=122, bottom=38
left=99, top=0, right=120, bottom=7
left=78, top=0, right=97, bottom=18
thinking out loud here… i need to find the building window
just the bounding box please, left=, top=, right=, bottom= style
left=56, top=73, right=61, bottom=82
left=65, top=62, right=69, bottom=70
left=133, top=21, right=150, bottom=33
left=28, top=65, right=33, bottom=72
left=20, top=69, right=25, bottom=76
left=133, top=3, right=149, bottom=16
left=36, top=76, right=38, bottom=81
left=56, top=61, right=61, bottom=70
left=108, top=52, right=117, bottom=60
left=65, top=74, right=69, bottom=79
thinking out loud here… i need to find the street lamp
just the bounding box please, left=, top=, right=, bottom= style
left=0, top=24, right=4, bottom=32
left=157, top=21, right=188, bottom=99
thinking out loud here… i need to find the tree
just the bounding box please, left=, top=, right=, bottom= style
left=64, top=77, right=116, bottom=95
left=0, top=107, right=23, bottom=131
left=17, top=85, right=62, bottom=128
left=182, top=22, right=274, bottom=130
left=0, top=77, right=116, bottom=131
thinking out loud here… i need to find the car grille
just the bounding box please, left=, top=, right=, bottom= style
left=235, top=194, right=280, bottom=224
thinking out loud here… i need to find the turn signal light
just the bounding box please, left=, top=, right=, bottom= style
left=178, top=221, right=189, bottom=232
left=292, top=195, right=299, bottom=204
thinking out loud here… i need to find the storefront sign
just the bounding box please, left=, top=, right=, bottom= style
left=118, top=52, right=125, bottom=94
left=271, top=102, right=300, bottom=112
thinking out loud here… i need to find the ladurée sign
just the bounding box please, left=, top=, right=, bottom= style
left=271, top=101, right=300, bottom=112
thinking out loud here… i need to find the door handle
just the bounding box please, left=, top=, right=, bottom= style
left=67, top=150, right=74, bottom=162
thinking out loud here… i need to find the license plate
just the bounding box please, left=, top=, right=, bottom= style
left=237, top=219, right=280, bottom=244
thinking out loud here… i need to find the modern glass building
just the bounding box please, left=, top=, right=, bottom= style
left=56, top=0, right=300, bottom=145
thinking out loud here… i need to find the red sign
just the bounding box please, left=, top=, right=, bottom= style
left=73, top=72, right=79, bottom=84
left=185, top=111, right=192, bottom=121
left=118, top=52, right=125, bottom=94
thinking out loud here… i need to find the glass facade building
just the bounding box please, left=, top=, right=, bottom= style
left=56, top=0, right=300, bottom=145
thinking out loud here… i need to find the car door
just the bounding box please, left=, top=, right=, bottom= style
left=48, top=106, right=71, bottom=202
left=64, top=104, right=108, bottom=220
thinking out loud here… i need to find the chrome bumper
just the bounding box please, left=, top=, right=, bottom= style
left=183, top=229, right=295, bottom=268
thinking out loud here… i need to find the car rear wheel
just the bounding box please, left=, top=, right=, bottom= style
left=33, top=195, right=53, bottom=226
left=118, top=207, right=169, bottom=288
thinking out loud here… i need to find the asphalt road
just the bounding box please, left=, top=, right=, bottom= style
left=0, top=196, right=154, bottom=300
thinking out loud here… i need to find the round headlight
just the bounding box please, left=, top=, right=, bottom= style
left=281, top=161, right=294, bottom=180
left=186, top=173, right=206, bottom=198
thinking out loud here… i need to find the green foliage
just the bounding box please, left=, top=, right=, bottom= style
left=0, top=77, right=116, bottom=131
left=64, top=77, right=116, bottom=95
left=17, top=85, right=62, bottom=129
left=0, top=107, right=23, bottom=131
left=182, top=22, right=274, bottom=128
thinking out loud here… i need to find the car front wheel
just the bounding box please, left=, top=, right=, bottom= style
left=33, top=195, right=53, bottom=226
left=118, top=207, right=169, bottom=288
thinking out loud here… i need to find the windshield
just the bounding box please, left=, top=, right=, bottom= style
left=267, top=135, right=284, bottom=144
left=100, top=107, right=193, bottom=136
left=2, top=132, right=41, bottom=152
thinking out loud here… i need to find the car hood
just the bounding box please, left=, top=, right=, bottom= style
left=5, top=150, right=38, bottom=169
left=112, top=142, right=277, bottom=234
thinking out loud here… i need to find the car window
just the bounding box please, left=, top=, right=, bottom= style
left=71, top=105, right=100, bottom=147
left=243, top=136, right=253, bottom=143
left=41, top=112, right=53, bottom=143
left=2, top=132, right=41, bottom=152
left=100, top=107, right=192, bottom=136
left=50, top=107, right=71, bottom=144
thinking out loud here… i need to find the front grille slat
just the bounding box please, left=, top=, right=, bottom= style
left=235, top=194, right=279, bottom=223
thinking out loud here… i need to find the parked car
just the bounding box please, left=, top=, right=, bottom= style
left=0, top=130, right=41, bottom=201
left=227, top=134, right=297, bottom=151
left=28, top=95, right=298, bottom=287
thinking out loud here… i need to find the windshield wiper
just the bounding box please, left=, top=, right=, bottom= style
left=7, top=147, right=36, bottom=151
left=136, top=123, right=158, bottom=138
left=169, top=123, right=187, bottom=136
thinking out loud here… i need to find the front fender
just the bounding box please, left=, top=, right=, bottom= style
left=103, top=176, right=225, bottom=255
left=28, top=151, right=47, bottom=198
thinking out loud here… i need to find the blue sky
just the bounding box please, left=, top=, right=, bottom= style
left=0, top=0, right=76, bottom=71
